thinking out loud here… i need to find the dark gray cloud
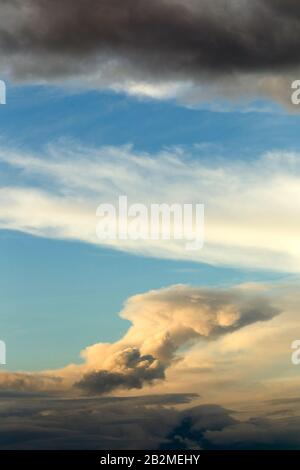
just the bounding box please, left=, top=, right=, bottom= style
left=0, top=394, right=193, bottom=450
left=76, top=348, right=165, bottom=395
left=205, top=416, right=300, bottom=450
left=0, top=0, right=299, bottom=73
left=1, top=1, right=300, bottom=105
left=1, top=393, right=300, bottom=450
left=163, top=407, right=300, bottom=450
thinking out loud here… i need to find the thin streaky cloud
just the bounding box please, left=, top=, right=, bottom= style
left=0, top=145, right=300, bottom=272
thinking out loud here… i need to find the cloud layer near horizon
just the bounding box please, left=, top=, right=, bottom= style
left=1, top=0, right=300, bottom=107
left=1, top=393, right=300, bottom=450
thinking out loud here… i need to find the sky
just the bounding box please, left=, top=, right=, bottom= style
left=1, top=0, right=300, bottom=451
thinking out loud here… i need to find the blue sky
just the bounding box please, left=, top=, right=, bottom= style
left=0, top=84, right=298, bottom=371
left=1, top=85, right=300, bottom=156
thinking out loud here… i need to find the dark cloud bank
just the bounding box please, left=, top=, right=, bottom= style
left=1, top=393, right=300, bottom=450
left=1, top=1, right=300, bottom=105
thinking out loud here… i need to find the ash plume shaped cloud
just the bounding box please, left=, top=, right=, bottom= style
left=1, top=0, right=300, bottom=106
left=75, top=284, right=279, bottom=395
left=0, top=284, right=279, bottom=396
left=76, top=349, right=165, bottom=395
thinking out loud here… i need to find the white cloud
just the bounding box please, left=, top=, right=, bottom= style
left=0, top=145, right=300, bottom=271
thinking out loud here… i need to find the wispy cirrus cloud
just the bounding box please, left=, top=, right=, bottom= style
left=0, top=144, right=300, bottom=272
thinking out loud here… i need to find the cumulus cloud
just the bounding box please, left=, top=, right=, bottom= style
left=0, top=0, right=300, bottom=107
left=1, top=145, right=300, bottom=272
left=74, top=284, right=278, bottom=395
left=0, top=284, right=279, bottom=395
left=159, top=283, right=300, bottom=407
left=2, top=283, right=300, bottom=450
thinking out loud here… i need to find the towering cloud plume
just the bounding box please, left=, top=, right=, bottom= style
left=1, top=0, right=300, bottom=106
left=76, top=349, right=166, bottom=395
left=0, top=284, right=279, bottom=395
left=75, top=284, right=279, bottom=395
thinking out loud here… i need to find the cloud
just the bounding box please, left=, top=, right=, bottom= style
left=205, top=416, right=300, bottom=450
left=160, top=283, right=300, bottom=406
left=0, top=394, right=188, bottom=450
left=0, top=372, right=62, bottom=394
left=1, top=0, right=300, bottom=107
left=1, top=393, right=300, bottom=450
left=67, top=284, right=278, bottom=395
left=1, top=145, right=300, bottom=271
left=162, top=402, right=300, bottom=450
left=2, top=283, right=300, bottom=449
left=76, top=349, right=166, bottom=395
left=0, top=284, right=279, bottom=395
